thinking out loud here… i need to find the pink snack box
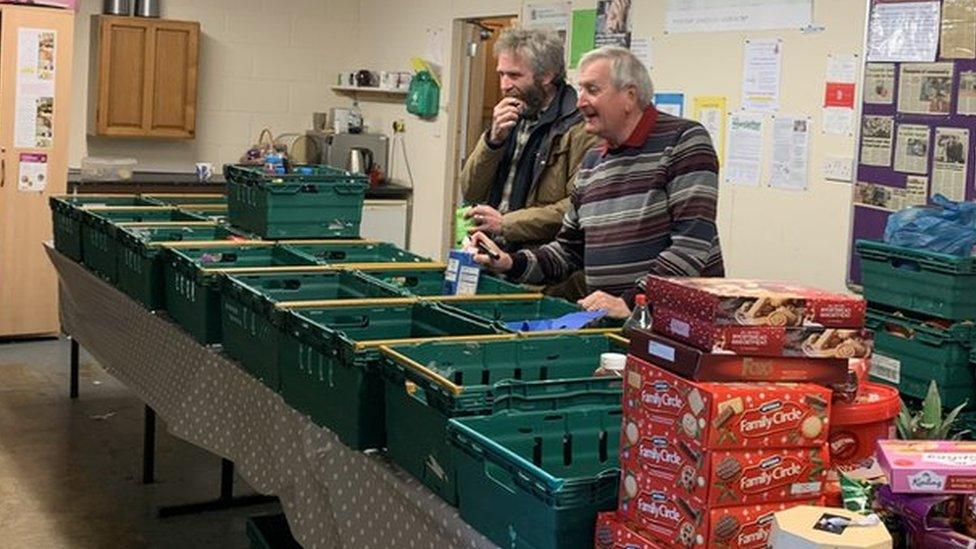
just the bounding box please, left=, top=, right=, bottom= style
left=877, top=440, right=976, bottom=494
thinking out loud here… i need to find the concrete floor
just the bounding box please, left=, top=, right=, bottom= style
left=0, top=337, right=280, bottom=548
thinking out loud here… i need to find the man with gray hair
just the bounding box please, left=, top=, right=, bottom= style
left=458, top=28, right=599, bottom=299
left=469, top=46, right=725, bottom=318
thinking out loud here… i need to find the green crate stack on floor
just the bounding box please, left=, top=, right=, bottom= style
left=857, top=240, right=976, bottom=409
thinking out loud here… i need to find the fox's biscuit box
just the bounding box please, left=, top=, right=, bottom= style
left=620, top=444, right=828, bottom=507
left=624, top=355, right=833, bottom=451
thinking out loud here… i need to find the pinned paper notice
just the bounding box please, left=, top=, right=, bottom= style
left=823, top=155, right=854, bottom=182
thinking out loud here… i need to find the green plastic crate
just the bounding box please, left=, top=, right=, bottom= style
left=435, top=295, right=583, bottom=330
left=225, top=164, right=367, bottom=239
left=163, top=243, right=320, bottom=344
left=284, top=240, right=430, bottom=265
left=49, top=195, right=155, bottom=262
left=359, top=266, right=528, bottom=296
left=220, top=270, right=404, bottom=390
left=245, top=514, right=301, bottom=549
left=142, top=193, right=226, bottom=206
left=117, top=224, right=242, bottom=309
left=278, top=301, right=506, bottom=450
left=857, top=239, right=976, bottom=320
left=866, top=306, right=976, bottom=409
left=81, top=207, right=207, bottom=282
left=379, top=333, right=627, bottom=505
left=447, top=392, right=621, bottom=549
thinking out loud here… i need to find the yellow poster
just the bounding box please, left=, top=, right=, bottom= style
left=693, top=96, right=727, bottom=163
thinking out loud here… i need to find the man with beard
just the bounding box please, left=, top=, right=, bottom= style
left=468, top=46, right=724, bottom=319
left=459, top=28, right=599, bottom=300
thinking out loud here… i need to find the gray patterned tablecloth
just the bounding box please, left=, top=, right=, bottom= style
left=47, top=245, right=496, bottom=549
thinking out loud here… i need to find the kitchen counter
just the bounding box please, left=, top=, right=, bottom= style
left=67, top=170, right=413, bottom=200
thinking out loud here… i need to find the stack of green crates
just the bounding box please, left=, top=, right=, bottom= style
left=142, top=193, right=226, bottom=206
left=447, top=386, right=621, bottom=549
left=378, top=333, right=626, bottom=505
left=117, top=223, right=244, bottom=309
left=50, top=195, right=159, bottom=262
left=225, top=164, right=368, bottom=239
left=277, top=300, right=509, bottom=450
left=857, top=240, right=976, bottom=407
left=356, top=265, right=529, bottom=296
left=162, top=242, right=321, bottom=344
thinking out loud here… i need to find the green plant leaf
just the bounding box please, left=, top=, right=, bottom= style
left=921, top=380, right=943, bottom=430
left=937, top=400, right=969, bottom=439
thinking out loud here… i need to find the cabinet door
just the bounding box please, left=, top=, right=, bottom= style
left=145, top=20, right=198, bottom=138
left=94, top=16, right=151, bottom=136
left=0, top=6, right=75, bottom=337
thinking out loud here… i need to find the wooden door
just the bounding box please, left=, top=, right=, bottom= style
left=0, top=6, right=74, bottom=337
left=146, top=20, right=198, bottom=138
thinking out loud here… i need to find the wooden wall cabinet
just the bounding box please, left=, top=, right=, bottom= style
left=88, top=16, right=199, bottom=139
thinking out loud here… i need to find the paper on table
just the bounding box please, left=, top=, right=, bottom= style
left=894, top=124, right=932, bottom=175
left=630, top=38, right=652, bottom=70
left=898, top=63, right=954, bottom=115
left=864, top=63, right=896, bottom=104
left=725, top=112, right=765, bottom=186
left=932, top=127, right=969, bottom=201
left=769, top=115, right=811, bottom=191
left=940, top=0, right=976, bottom=59
left=867, top=1, right=941, bottom=62
left=694, top=96, right=727, bottom=161
left=860, top=115, right=894, bottom=167
left=741, top=39, right=783, bottom=113
left=823, top=155, right=854, bottom=182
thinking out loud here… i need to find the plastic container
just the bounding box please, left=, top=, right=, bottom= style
left=828, top=382, right=901, bottom=470
left=142, top=193, right=226, bottom=206
left=219, top=270, right=405, bottom=389
left=49, top=195, right=156, bottom=262
left=80, top=157, right=137, bottom=181
left=116, top=223, right=241, bottom=309
left=162, top=242, right=320, bottom=344
left=357, top=266, right=528, bottom=296
left=282, top=240, right=430, bottom=265
left=447, top=393, right=622, bottom=549
left=378, top=333, right=627, bottom=505
left=857, top=239, right=976, bottom=320
left=432, top=294, right=585, bottom=331
left=865, top=306, right=976, bottom=409
left=277, top=301, right=507, bottom=450
left=224, top=164, right=368, bottom=238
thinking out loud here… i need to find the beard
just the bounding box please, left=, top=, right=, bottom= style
left=508, top=78, right=548, bottom=118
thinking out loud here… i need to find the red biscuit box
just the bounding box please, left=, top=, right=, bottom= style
left=623, top=355, right=832, bottom=451
left=618, top=490, right=821, bottom=549
left=595, top=511, right=665, bottom=549
left=646, top=276, right=866, bottom=328
left=620, top=442, right=829, bottom=508
left=652, top=305, right=873, bottom=358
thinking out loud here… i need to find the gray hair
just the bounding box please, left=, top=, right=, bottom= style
left=493, top=28, right=566, bottom=83
left=579, top=46, right=654, bottom=108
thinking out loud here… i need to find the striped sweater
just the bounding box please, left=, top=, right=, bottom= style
left=508, top=107, right=725, bottom=306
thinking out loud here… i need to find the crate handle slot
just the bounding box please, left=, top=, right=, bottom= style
left=890, top=257, right=921, bottom=272
left=283, top=279, right=303, bottom=290
left=484, top=460, right=520, bottom=495
left=326, top=315, right=370, bottom=328
left=884, top=322, right=915, bottom=340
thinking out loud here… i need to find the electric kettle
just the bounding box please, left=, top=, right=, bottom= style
left=348, top=147, right=373, bottom=175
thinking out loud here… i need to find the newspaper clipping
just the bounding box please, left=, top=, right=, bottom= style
left=959, top=71, right=976, bottom=115
left=933, top=127, right=970, bottom=200
left=855, top=178, right=928, bottom=212
left=864, top=63, right=896, bottom=104
left=860, top=115, right=894, bottom=167
left=894, top=124, right=931, bottom=174
left=898, top=63, right=954, bottom=115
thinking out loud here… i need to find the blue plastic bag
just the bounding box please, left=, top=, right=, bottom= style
left=884, top=194, right=976, bottom=256
left=504, top=310, right=607, bottom=332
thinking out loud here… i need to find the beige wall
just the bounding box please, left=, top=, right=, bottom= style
left=354, top=0, right=869, bottom=288
left=69, top=0, right=361, bottom=171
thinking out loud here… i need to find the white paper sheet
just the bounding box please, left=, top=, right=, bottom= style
left=867, top=1, right=941, bottom=62
left=522, top=2, right=572, bottom=51
left=725, top=112, right=765, bottom=186
left=741, top=39, right=783, bottom=113
left=823, top=107, right=855, bottom=136
left=15, top=28, right=56, bottom=149
left=630, top=38, right=652, bottom=70
left=823, top=155, right=854, bottom=182
left=769, top=115, right=811, bottom=190
left=666, top=0, right=813, bottom=33
left=932, top=127, right=970, bottom=200
left=894, top=124, right=932, bottom=175
left=17, top=152, right=47, bottom=192
left=826, top=53, right=858, bottom=82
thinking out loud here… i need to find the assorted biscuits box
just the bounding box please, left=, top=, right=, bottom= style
left=618, top=493, right=821, bottom=549
left=594, top=512, right=665, bottom=549
left=646, top=277, right=866, bottom=328
left=627, top=328, right=850, bottom=383
left=620, top=441, right=828, bottom=508
left=652, top=305, right=873, bottom=358
left=624, top=355, right=833, bottom=451
left=877, top=440, right=976, bottom=494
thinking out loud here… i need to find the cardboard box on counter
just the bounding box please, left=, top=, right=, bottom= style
left=877, top=440, right=976, bottom=494
left=652, top=305, right=873, bottom=358
left=628, top=328, right=850, bottom=383
left=624, top=355, right=833, bottom=451
left=646, top=277, right=866, bottom=328
left=620, top=443, right=828, bottom=508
